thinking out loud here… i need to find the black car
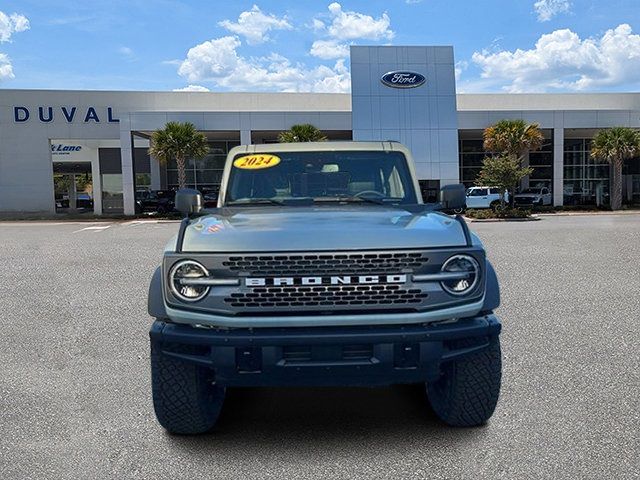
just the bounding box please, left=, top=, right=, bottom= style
left=136, top=190, right=175, bottom=214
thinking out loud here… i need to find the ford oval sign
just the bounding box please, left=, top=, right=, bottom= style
left=380, top=71, right=426, bottom=89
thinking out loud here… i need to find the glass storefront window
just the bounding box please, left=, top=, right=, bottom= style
left=165, top=140, right=238, bottom=191
left=563, top=138, right=610, bottom=206
left=102, top=174, right=124, bottom=213
left=459, top=134, right=553, bottom=189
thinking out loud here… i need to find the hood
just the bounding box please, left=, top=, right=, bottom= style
left=179, top=205, right=467, bottom=253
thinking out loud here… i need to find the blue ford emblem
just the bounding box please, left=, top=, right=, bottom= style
left=380, top=71, right=426, bottom=89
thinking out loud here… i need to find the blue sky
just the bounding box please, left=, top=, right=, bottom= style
left=0, top=0, right=639, bottom=93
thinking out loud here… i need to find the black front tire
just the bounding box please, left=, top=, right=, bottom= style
left=426, top=338, right=502, bottom=427
left=151, top=344, right=226, bottom=434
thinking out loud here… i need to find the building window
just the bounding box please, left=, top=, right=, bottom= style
left=459, top=132, right=554, bottom=191
left=563, top=138, right=610, bottom=205
left=166, top=140, right=240, bottom=192
left=458, top=139, right=487, bottom=188
left=528, top=137, right=553, bottom=189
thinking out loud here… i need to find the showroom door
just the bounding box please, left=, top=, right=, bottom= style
left=52, top=162, right=94, bottom=214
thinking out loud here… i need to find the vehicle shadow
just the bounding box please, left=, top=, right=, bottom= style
left=167, top=384, right=489, bottom=453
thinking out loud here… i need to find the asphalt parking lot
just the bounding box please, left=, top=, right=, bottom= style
left=1, top=214, right=638, bottom=479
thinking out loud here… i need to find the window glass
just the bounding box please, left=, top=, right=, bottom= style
left=226, top=151, right=417, bottom=205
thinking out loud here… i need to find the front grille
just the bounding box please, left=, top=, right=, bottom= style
left=224, top=284, right=428, bottom=309
left=222, top=252, right=428, bottom=276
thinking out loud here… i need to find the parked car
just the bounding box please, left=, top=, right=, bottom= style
left=136, top=190, right=175, bottom=214
left=200, top=187, right=219, bottom=208
left=514, top=187, right=552, bottom=206
left=465, top=186, right=508, bottom=210
left=76, top=192, right=93, bottom=209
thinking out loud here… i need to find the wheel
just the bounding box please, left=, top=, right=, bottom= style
left=453, top=207, right=464, bottom=214
left=426, top=337, right=502, bottom=427
left=490, top=201, right=503, bottom=212
left=151, top=343, right=226, bottom=434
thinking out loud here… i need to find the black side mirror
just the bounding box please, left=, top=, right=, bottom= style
left=175, top=188, right=203, bottom=216
left=439, top=183, right=466, bottom=211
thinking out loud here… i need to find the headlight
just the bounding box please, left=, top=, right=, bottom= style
left=169, top=260, right=210, bottom=302
left=440, top=254, right=480, bottom=295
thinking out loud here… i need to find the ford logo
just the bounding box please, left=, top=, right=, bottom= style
left=380, top=71, right=426, bottom=89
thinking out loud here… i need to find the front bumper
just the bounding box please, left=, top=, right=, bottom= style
left=150, top=313, right=501, bottom=387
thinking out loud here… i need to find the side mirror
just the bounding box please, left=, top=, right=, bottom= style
left=439, top=183, right=466, bottom=211
left=175, top=188, right=203, bottom=216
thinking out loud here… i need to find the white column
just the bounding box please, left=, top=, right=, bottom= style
left=91, top=152, right=103, bottom=215
left=553, top=127, right=564, bottom=206
left=240, top=129, right=251, bottom=145
left=120, top=116, right=136, bottom=215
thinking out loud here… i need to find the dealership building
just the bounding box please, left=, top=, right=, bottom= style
left=1, top=45, right=639, bottom=215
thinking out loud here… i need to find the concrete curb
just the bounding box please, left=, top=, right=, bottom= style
left=466, top=216, right=541, bottom=223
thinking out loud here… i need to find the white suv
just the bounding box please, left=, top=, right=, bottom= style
left=465, top=186, right=508, bottom=210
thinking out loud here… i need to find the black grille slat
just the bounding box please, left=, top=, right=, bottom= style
left=224, top=284, right=427, bottom=309
left=221, top=251, right=428, bottom=275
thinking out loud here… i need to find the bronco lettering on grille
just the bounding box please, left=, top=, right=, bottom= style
left=246, top=274, right=407, bottom=287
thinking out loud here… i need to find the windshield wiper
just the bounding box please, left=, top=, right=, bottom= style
left=313, top=196, right=401, bottom=205
left=226, top=198, right=286, bottom=206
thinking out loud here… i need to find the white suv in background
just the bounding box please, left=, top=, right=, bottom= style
left=465, top=186, right=508, bottom=210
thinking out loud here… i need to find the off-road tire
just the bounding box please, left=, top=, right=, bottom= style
left=426, top=338, right=501, bottom=427
left=151, top=344, right=225, bottom=434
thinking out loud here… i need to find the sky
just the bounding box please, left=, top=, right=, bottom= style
left=0, top=0, right=639, bottom=93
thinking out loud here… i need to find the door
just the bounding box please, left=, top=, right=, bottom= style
left=52, top=162, right=94, bottom=214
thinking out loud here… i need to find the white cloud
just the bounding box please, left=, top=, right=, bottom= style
left=324, top=3, right=393, bottom=41
left=219, top=5, right=291, bottom=45
left=118, top=46, right=136, bottom=61
left=177, top=35, right=350, bottom=93
left=471, top=24, right=640, bottom=92
left=0, top=11, right=29, bottom=42
left=308, top=3, right=394, bottom=60
left=455, top=60, right=468, bottom=82
left=0, top=52, right=14, bottom=80
left=310, top=18, right=325, bottom=32
left=310, top=40, right=350, bottom=60
left=173, top=85, right=210, bottom=92
left=0, top=11, right=29, bottom=82
left=533, top=0, right=571, bottom=22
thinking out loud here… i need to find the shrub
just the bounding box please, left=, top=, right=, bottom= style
left=465, top=207, right=531, bottom=220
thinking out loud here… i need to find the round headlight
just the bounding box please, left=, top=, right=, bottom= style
left=440, top=254, right=480, bottom=296
left=169, top=260, right=210, bottom=302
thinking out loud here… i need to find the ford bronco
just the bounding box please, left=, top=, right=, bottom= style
left=148, top=141, right=502, bottom=434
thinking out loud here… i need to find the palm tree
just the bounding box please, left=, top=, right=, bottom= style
left=590, top=127, right=640, bottom=210
left=148, top=122, right=209, bottom=190
left=482, top=119, right=544, bottom=205
left=483, top=119, right=545, bottom=160
left=278, top=124, right=327, bottom=143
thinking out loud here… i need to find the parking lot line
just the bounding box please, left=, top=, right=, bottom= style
left=72, top=224, right=112, bottom=233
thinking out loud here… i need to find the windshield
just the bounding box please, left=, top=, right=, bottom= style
left=520, top=188, right=541, bottom=194
left=225, top=150, right=417, bottom=205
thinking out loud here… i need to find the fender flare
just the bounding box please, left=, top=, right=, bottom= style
left=482, top=259, right=500, bottom=312
left=148, top=266, right=168, bottom=319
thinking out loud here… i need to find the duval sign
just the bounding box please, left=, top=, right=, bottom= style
left=13, top=106, right=119, bottom=123
left=380, top=71, right=426, bottom=89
